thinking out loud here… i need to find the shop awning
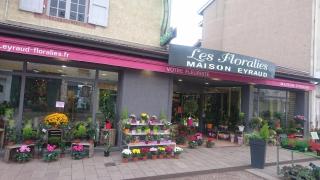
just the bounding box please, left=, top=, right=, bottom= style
left=0, top=35, right=315, bottom=91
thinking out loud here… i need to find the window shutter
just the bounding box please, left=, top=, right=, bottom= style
left=19, top=0, right=44, bottom=13
left=88, top=0, right=109, bottom=27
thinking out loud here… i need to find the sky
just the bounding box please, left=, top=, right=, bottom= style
left=170, top=0, right=208, bottom=46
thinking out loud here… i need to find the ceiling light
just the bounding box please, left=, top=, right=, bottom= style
left=205, top=82, right=209, bottom=85
left=102, top=73, right=107, bottom=76
left=57, top=69, right=63, bottom=72
left=178, top=79, right=183, bottom=82
left=212, top=78, right=220, bottom=81
left=62, top=65, right=67, bottom=68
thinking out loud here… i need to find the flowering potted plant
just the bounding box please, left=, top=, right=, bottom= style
left=43, top=144, right=60, bottom=162
left=188, top=136, right=198, bottom=149
left=132, top=148, right=141, bottom=161
left=15, top=145, right=32, bottom=162
left=294, top=115, right=305, bottom=127
left=44, top=113, right=69, bottom=128
left=129, top=114, right=137, bottom=123
left=140, top=147, right=149, bottom=160
left=174, top=147, right=183, bottom=159
left=140, top=113, right=149, bottom=124
left=165, top=146, right=173, bottom=158
left=121, top=149, right=132, bottom=163
left=150, top=147, right=158, bottom=160
left=150, top=115, right=158, bottom=124
left=22, top=124, right=37, bottom=145
left=145, top=133, right=152, bottom=144
left=158, top=147, right=165, bottom=159
left=206, top=138, right=215, bottom=148
left=71, top=144, right=87, bottom=160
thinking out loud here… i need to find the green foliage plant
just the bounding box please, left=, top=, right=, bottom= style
left=22, top=124, right=36, bottom=140
left=73, top=124, right=87, bottom=139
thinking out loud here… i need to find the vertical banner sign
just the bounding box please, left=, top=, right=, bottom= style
left=169, top=44, right=276, bottom=78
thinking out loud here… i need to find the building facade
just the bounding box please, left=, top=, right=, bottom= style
left=0, top=0, right=173, bottom=146
left=198, top=0, right=318, bottom=133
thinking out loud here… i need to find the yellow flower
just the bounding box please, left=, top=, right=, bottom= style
left=44, top=113, right=69, bottom=128
left=132, top=149, right=141, bottom=154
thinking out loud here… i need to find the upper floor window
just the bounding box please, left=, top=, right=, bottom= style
left=19, top=0, right=109, bottom=27
left=48, top=0, right=87, bottom=22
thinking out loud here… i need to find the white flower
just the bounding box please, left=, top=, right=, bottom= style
left=174, top=147, right=183, bottom=153
left=151, top=115, right=157, bottom=119
left=129, top=114, right=136, bottom=118
left=122, top=149, right=132, bottom=155
left=150, top=147, right=158, bottom=152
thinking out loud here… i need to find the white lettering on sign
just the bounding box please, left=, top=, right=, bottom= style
left=166, top=67, right=209, bottom=77
left=0, top=43, right=70, bottom=58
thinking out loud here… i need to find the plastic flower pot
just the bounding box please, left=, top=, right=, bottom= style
left=133, top=157, right=139, bottom=161
left=122, top=158, right=129, bottom=163
left=142, top=156, right=147, bottom=160
left=158, top=154, right=164, bottom=159
left=152, top=155, right=157, bottom=160
left=174, top=154, right=180, bottom=159
left=104, top=151, right=110, bottom=157
left=249, top=139, right=267, bottom=169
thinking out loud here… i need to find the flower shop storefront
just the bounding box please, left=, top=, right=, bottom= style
left=0, top=35, right=317, bottom=163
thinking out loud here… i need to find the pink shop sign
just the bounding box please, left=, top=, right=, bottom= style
left=0, top=36, right=315, bottom=91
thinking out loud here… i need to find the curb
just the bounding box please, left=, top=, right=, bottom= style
left=124, top=157, right=316, bottom=180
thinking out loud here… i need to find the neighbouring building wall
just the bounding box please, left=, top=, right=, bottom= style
left=202, top=0, right=313, bottom=73
left=1, top=0, right=163, bottom=47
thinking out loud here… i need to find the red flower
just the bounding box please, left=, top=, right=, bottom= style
left=165, top=146, right=173, bottom=153
left=141, top=147, right=149, bottom=155
left=207, top=138, right=214, bottom=142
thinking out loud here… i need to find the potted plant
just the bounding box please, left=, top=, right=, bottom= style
left=73, top=124, right=87, bottom=143
left=22, top=124, right=36, bottom=145
left=103, top=131, right=111, bottom=157
left=155, top=135, right=161, bottom=144
left=144, top=126, right=151, bottom=134
left=153, top=125, right=159, bottom=134
left=43, top=144, right=60, bottom=162
left=188, top=136, right=198, bottom=149
left=59, top=140, right=66, bottom=158
left=44, top=113, right=69, bottom=129
left=150, top=147, right=158, bottom=160
left=136, top=126, right=142, bottom=134
left=238, top=112, right=245, bottom=131
left=140, top=113, right=149, bottom=124
left=87, top=125, right=96, bottom=144
left=71, top=144, right=87, bottom=160
left=165, top=146, right=173, bottom=158
left=249, top=123, right=270, bottom=169
left=140, top=147, right=149, bottom=160
left=144, top=134, right=151, bottom=144
left=15, top=145, right=32, bottom=162
left=206, top=138, right=215, bottom=148
left=121, top=149, right=132, bottom=163
left=99, top=90, right=116, bottom=129
left=173, top=146, right=183, bottom=159
left=5, top=119, right=17, bottom=146
left=158, top=147, right=165, bottom=159
left=132, top=148, right=140, bottom=161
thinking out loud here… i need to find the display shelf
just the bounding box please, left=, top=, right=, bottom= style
left=124, top=131, right=170, bottom=136
left=129, top=122, right=164, bottom=126
left=126, top=141, right=176, bottom=149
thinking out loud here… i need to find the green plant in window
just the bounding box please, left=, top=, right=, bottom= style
left=99, top=90, right=116, bottom=126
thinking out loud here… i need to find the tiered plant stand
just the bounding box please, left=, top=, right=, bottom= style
left=123, top=122, right=176, bottom=150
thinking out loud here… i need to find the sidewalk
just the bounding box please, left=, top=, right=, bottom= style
left=0, top=145, right=315, bottom=180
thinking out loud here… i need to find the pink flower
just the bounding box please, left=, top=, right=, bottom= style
left=47, top=144, right=56, bottom=152
left=19, top=145, right=31, bottom=153
left=72, top=144, right=84, bottom=152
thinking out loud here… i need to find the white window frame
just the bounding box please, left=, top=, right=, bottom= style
left=47, top=0, right=89, bottom=23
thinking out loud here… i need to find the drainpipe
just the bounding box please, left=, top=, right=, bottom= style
left=4, top=0, right=9, bottom=20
